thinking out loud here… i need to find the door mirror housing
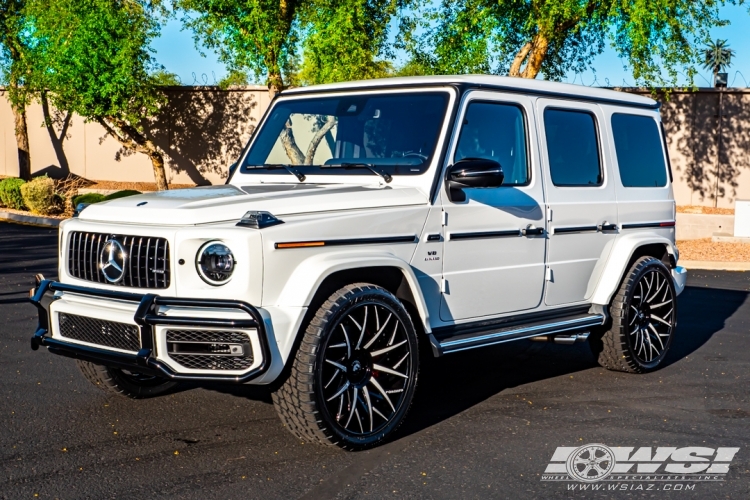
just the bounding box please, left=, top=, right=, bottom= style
left=446, top=158, right=504, bottom=202
left=226, top=162, right=239, bottom=184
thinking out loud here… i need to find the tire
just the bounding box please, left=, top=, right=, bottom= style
left=272, top=283, right=420, bottom=450
left=595, top=256, right=677, bottom=373
left=76, top=360, right=179, bottom=399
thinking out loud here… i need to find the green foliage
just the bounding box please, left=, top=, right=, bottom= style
left=703, top=39, right=735, bottom=75
left=20, top=175, right=55, bottom=215
left=72, top=193, right=106, bottom=207
left=404, top=0, right=729, bottom=85
left=28, top=0, right=164, bottom=125
left=298, top=0, right=407, bottom=85
left=72, top=190, right=141, bottom=208
left=26, top=0, right=171, bottom=189
left=0, top=0, right=35, bottom=108
left=218, top=70, right=251, bottom=89
left=151, top=68, right=182, bottom=86
left=177, top=0, right=301, bottom=93
left=103, top=190, right=142, bottom=201
left=0, top=177, right=26, bottom=210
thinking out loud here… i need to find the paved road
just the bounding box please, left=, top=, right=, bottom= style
left=1, top=221, right=748, bottom=499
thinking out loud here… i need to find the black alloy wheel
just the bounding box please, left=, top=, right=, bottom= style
left=272, top=283, right=420, bottom=449
left=594, top=256, right=676, bottom=373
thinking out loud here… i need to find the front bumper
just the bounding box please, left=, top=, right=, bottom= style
left=29, top=280, right=271, bottom=383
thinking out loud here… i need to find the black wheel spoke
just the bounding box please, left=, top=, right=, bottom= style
left=627, top=269, right=674, bottom=365
left=319, top=300, right=412, bottom=437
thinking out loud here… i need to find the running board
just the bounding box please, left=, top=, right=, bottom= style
left=428, top=313, right=605, bottom=356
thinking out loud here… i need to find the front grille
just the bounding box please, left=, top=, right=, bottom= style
left=59, top=313, right=140, bottom=352
left=166, top=330, right=254, bottom=370
left=68, top=231, right=170, bottom=289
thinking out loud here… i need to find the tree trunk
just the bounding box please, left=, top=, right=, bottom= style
left=41, top=91, right=71, bottom=175
left=268, top=72, right=283, bottom=99
left=509, top=42, right=533, bottom=77
left=99, top=116, right=169, bottom=190
left=508, top=34, right=550, bottom=80
left=520, top=34, right=549, bottom=79
left=148, top=148, right=169, bottom=191
left=280, top=119, right=305, bottom=165
left=11, top=102, right=31, bottom=180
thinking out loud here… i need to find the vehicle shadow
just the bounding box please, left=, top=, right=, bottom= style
left=191, top=282, right=747, bottom=441
left=392, top=282, right=747, bottom=441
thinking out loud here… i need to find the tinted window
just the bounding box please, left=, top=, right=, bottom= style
left=455, top=102, right=528, bottom=185
left=243, top=92, right=448, bottom=177
left=544, top=109, right=601, bottom=186
left=612, top=114, right=668, bottom=187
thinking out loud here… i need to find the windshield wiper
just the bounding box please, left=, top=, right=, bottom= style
left=321, top=163, right=392, bottom=183
left=247, top=164, right=305, bottom=182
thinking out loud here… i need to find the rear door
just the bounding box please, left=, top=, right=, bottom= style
left=537, top=100, right=618, bottom=306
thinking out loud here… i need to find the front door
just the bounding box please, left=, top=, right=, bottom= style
left=536, top=99, right=618, bottom=306
left=440, top=92, right=546, bottom=322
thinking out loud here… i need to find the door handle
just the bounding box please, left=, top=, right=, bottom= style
left=597, top=221, right=618, bottom=232
left=522, top=225, right=545, bottom=236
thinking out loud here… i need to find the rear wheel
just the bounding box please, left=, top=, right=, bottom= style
left=272, top=283, right=419, bottom=450
left=595, top=256, right=676, bottom=373
left=76, top=360, right=179, bottom=398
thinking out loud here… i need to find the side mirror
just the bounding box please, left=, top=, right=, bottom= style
left=446, top=158, right=504, bottom=202
left=226, top=162, right=239, bottom=184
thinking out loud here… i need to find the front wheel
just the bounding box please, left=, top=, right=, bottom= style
left=272, top=283, right=419, bottom=450
left=595, top=256, right=677, bottom=373
left=76, top=360, right=179, bottom=398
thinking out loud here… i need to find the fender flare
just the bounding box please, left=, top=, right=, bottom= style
left=274, top=250, right=432, bottom=333
left=590, top=233, right=677, bottom=306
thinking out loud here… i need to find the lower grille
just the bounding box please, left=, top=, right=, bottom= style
left=59, top=313, right=140, bottom=352
left=166, top=330, right=254, bottom=371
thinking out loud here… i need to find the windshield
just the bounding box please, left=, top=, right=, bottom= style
left=241, top=92, right=450, bottom=177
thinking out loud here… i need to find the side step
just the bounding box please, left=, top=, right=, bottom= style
left=429, top=311, right=605, bottom=356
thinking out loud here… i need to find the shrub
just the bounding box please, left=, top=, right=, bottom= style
left=72, top=192, right=106, bottom=207
left=103, top=190, right=141, bottom=201
left=20, top=176, right=56, bottom=215
left=0, top=177, right=26, bottom=210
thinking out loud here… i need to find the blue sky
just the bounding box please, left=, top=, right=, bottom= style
left=151, top=4, right=750, bottom=88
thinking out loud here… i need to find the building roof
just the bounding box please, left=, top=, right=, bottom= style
left=282, top=75, right=658, bottom=109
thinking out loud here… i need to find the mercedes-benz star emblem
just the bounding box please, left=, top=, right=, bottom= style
left=99, top=238, right=127, bottom=283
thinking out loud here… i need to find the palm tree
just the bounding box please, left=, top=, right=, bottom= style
left=703, top=39, right=735, bottom=86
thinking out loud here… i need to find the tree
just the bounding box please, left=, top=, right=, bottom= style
left=702, top=39, right=735, bottom=85
left=0, top=0, right=33, bottom=180
left=28, top=0, right=172, bottom=190
left=177, top=0, right=302, bottom=97
left=404, top=0, right=728, bottom=85
left=298, top=0, right=406, bottom=85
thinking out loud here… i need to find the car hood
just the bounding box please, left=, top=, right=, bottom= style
left=77, top=183, right=429, bottom=225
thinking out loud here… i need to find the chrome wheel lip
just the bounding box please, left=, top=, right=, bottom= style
left=317, top=299, right=414, bottom=439
left=627, top=267, right=675, bottom=366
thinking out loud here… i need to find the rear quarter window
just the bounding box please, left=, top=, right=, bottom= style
left=611, top=113, right=668, bottom=188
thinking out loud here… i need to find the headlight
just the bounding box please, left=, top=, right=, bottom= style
left=196, top=242, right=235, bottom=285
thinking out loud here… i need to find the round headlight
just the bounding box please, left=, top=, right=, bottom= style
left=196, top=242, right=235, bottom=285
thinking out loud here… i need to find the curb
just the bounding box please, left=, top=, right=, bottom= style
left=0, top=211, right=62, bottom=228
left=680, top=260, right=750, bottom=271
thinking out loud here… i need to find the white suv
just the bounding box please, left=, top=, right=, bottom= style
left=30, top=76, right=687, bottom=449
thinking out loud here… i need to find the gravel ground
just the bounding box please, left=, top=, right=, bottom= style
left=677, top=205, right=734, bottom=215
left=89, top=181, right=198, bottom=191
left=678, top=238, right=750, bottom=262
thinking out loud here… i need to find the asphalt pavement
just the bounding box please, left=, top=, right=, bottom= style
left=1, top=221, right=748, bottom=499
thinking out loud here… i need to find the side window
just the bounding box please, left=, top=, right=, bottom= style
left=611, top=113, right=668, bottom=187
left=544, top=109, right=602, bottom=186
left=455, top=102, right=529, bottom=185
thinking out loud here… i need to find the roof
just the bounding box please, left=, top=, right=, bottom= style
left=282, top=75, right=658, bottom=109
